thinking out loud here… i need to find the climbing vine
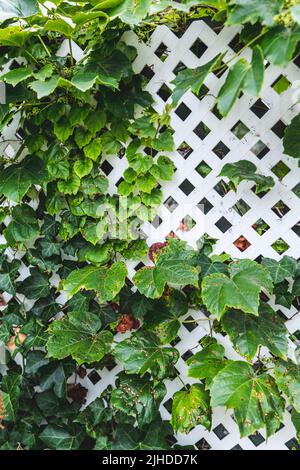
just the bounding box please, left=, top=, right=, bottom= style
left=0, top=0, right=299, bottom=450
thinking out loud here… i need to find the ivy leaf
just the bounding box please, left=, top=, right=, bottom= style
left=171, top=384, right=212, bottom=434
left=34, top=63, right=54, bottom=81
left=262, top=255, right=297, bottom=284
left=0, top=156, right=48, bottom=203
left=39, top=424, right=84, bottom=450
left=217, top=59, right=250, bottom=116
left=0, top=259, right=21, bottom=295
left=63, top=262, right=127, bottom=302
left=0, top=373, right=21, bottom=422
left=4, top=205, right=40, bottom=246
left=210, top=361, right=285, bottom=437
left=202, top=259, right=273, bottom=319
left=151, top=129, right=174, bottom=152
left=107, top=419, right=172, bottom=450
left=243, top=46, right=264, bottom=96
left=171, top=52, right=225, bottom=105
left=114, top=330, right=179, bottom=380
left=0, top=67, right=32, bottom=87
left=17, top=268, right=50, bottom=299
left=74, top=158, right=93, bottom=178
left=111, top=372, right=166, bottom=426
left=283, top=114, right=300, bottom=160
left=227, top=0, right=283, bottom=27
left=219, top=160, right=275, bottom=194
left=187, top=343, right=227, bottom=388
left=71, top=72, right=98, bottom=92
left=221, top=305, right=288, bottom=360
left=0, top=0, right=39, bottom=21
left=47, top=310, right=113, bottom=365
left=274, top=360, right=300, bottom=412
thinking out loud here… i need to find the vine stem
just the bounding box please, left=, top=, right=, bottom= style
left=37, top=35, right=51, bottom=57
left=69, top=38, right=74, bottom=66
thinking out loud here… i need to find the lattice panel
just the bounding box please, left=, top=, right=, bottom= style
left=1, top=18, right=300, bottom=450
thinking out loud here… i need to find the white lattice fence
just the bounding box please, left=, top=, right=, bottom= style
left=1, top=18, right=300, bottom=450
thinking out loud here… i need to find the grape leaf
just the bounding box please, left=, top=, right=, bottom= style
left=283, top=114, right=300, bottom=160
left=0, top=67, right=32, bottom=87
left=227, top=0, right=284, bottom=27
left=221, top=305, right=288, bottom=360
left=114, top=331, right=179, bottom=379
left=47, top=310, right=113, bottom=365
left=202, top=259, right=273, bottom=319
left=4, top=204, right=40, bottom=246
left=243, top=46, right=264, bottom=96
left=261, top=25, right=300, bottom=67
left=262, top=255, right=297, bottom=284
left=210, top=361, right=285, bottom=437
left=0, top=0, right=39, bottom=21
left=187, top=343, right=227, bottom=388
left=111, top=372, right=166, bottom=426
left=217, top=59, right=250, bottom=116
left=171, top=384, right=212, bottom=434
left=292, top=409, right=300, bottom=443
left=274, top=360, right=300, bottom=412
left=219, top=160, right=275, bottom=194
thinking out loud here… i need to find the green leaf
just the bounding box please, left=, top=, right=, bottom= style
left=0, top=373, right=21, bottom=422
left=262, top=256, right=297, bottom=284
left=136, top=173, right=157, bottom=193
left=0, top=0, right=39, bottom=22
left=202, top=259, right=273, bottom=319
left=80, top=175, right=108, bottom=195
left=171, top=53, right=225, bottom=105
left=0, top=67, right=32, bottom=87
left=39, top=425, right=84, bottom=450
left=187, top=343, right=227, bottom=388
left=63, top=262, right=127, bottom=301
left=17, top=268, right=50, bottom=299
left=118, top=180, right=134, bottom=196
left=57, top=174, right=80, bottom=195
left=130, top=154, right=153, bottom=174
left=0, top=156, right=48, bottom=203
left=283, top=114, right=300, bottom=160
left=34, top=64, right=54, bottom=81
left=85, top=109, right=106, bottom=134
left=72, top=11, right=109, bottom=27
left=152, top=156, right=175, bottom=181
left=261, top=25, right=300, bottom=67
left=83, top=139, right=102, bottom=161
left=221, top=305, right=288, bottom=360
left=109, top=0, right=151, bottom=25
left=111, top=373, right=166, bottom=426
left=71, top=72, right=98, bottom=92
left=171, top=384, right=211, bottom=433
left=243, top=46, right=264, bottom=96
left=227, top=0, right=283, bottom=26
left=129, top=116, right=156, bottom=139
left=78, top=243, right=112, bottom=265
left=29, top=76, right=59, bottom=99
left=47, top=310, right=113, bottom=364
left=219, top=160, right=275, bottom=193
left=4, top=204, right=40, bottom=246
left=74, top=158, right=93, bottom=178
left=44, top=19, right=74, bottom=37
left=291, top=409, right=300, bottom=443
left=217, top=59, right=250, bottom=116
left=210, top=361, right=285, bottom=437
left=122, top=239, right=148, bottom=260
left=0, top=26, right=30, bottom=46
left=74, top=128, right=93, bottom=149
left=274, top=360, right=300, bottom=413
left=0, top=259, right=21, bottom=295
left=114, top=331, right=179, bottom=380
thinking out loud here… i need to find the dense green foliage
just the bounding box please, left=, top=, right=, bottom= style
left=0, top=0, right=299, bottom=450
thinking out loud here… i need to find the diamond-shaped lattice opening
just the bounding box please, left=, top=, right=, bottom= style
left=157, top=83, right=172, bottom=102
left=164, top=196, right=178, bottom=212
left=294, top=53, right=300, bottom=67
left=211, top=104, right=223, bottom=120
left=101, top=160, right=113, bottom=175
left=271, top=200, right=290, bottom=218
left=135, top=262, right=145, bottom=271
left=195, top=160, right=212, bottom=177
left=232, top=199, right=251, bottom=216
left=271, top=160, right=291, bottom=179
left=252, top=219, right=270, bottom=236
left=231, top=444, right=243, bottom=450
left=229, top=33, right=243, bottom=53
left=4, top=144, right=16, bottom=158
left=175, top=102, right=192, bottom=121
left=251, top=140, right=270, bottom=159
left=248, top=432, right=265, bottom=447
left=285, top=438, right=300, bottom=450
left=193, top=121, right=211, bottom=140
left=163, top=397, right=173, bottom=414
left=212, top=61, right=228, bottom=78
left=141, top=64, right=155, bottom=81
left=214, top=180, right=231, bottom=197
left=144, top=146, right=158, bottom=157
left=196, top=438, right=211, bottom=450
left=292, top=221, right=300, bottom=237
left=231, top=121, right=250, bottom=139
left=272, top=75, right=291, bottom=94
left=198, top=197, right=213, bottom=214
left=213, top=423, right=229, bottom=440
left=212, top=141, right=230, bottom=159
left=183, top=316, right=198, bottom=331
left=215, top=216, right=232, bottom=233
left=292, top=182, right=300, bottom=198
left=179, top=179, right=195, bottom=196
left=177, top=141, right=193, bottom=159
left=193, top=83, right=209, bottom=100
left=88, top=370, right=101, bottom=385
left=250, top=99, right=270, bottom=118
left=173, top=61, right=186, bottom=75
left=155, top=42, right=169, bottom=61
left=116, top=177, right=124, bottom=187
left=151, top=215, right=163, bottom=228
left=190, top=37, right=208, bottom=58
left=203, top=15, right=224, bottom=34
left=271, top=120, right=287, bottom=138
left=272, top=238, right=290, bottom=255
left=178, top=215, right=196, bottom=232
left=234, top=235, right=251, bottom=252
left=181, top=349, right=193, bottom=361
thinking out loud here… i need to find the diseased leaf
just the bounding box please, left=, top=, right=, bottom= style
left=202, top=259, right=273, bottom=319
left=210, top=361, right=285, bottom=437
left=171, top=384, right=211, bottom=433
left=274, top=360, right=300, bottom=413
